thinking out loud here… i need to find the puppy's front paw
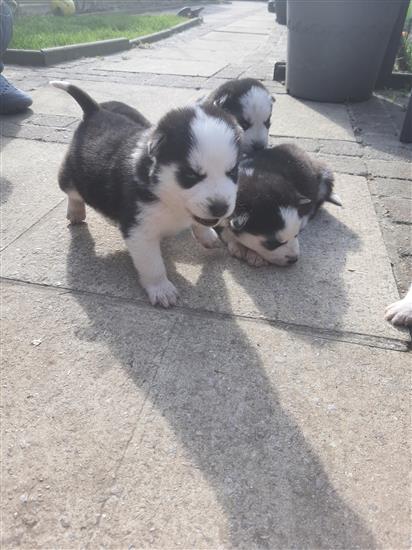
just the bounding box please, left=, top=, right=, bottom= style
left=192, top=226, right=220, bottom=249
left=193, top=227, right=220, bottom=248
left=146, top=280, right=179, bottom=308
left=245, top=249, right=269, bottom=267
left=385, top=298, right=412, bottom=327
left=227, top=240, right=247, bottom=260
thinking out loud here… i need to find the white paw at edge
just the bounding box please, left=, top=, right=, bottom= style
left=385, top=299, right=412, bottom=327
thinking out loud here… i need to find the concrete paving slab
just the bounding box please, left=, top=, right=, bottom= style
left=134, top=45, right=237, bottom=62
left=2, top=281, right=410, bottom=548
left=175, top=37, right=252, bottom=54
left=1, top=174, right=408, bottom=347
left=31, top=81, right=202, bottom=122
left=367, top=159, right=411, bottom=180
left=370, top=177, right=412, bottom=200
left=102, top=56, right=227, bottom=77
left=318, top=139, right=363, bottom=157
left=1, top=281, right=181, bottom=549
left=378, top=196, right=411, bottom=225
left=94, top=314, right=411, bottom=550
left=218, top=24, right=271, bottom=35
left=271, top=95, right=356, bottom=141
left=315, top=154, right=367, bottom=176
left=201, top=31, right=266, bottom=44
left=0, top=139, right=65, bottom=250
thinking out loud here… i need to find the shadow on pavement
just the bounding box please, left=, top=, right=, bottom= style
left=165, top=207, right=360, bottom=345
left=66, top=223, right=374, bottom=548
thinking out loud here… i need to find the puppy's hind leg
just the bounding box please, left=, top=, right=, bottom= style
left=66, top=189, right=86, bottom=224
left=58, top=165, right=86, bottom=224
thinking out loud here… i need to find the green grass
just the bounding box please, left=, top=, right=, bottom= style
left=397, top=0, right=412, bottom=72
left=10, top=13, right=184, bottom=50
left=407, top=0, right=412, bottom=22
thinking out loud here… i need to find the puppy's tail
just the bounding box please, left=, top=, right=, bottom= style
left=50, top=81, right=99, bottom=117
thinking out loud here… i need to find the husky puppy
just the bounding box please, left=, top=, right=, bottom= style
left=52, top=81, right=241, bottom=307
left=219, top=143, right=342, bottom=267
left=204, top=78, right=274, bottom=154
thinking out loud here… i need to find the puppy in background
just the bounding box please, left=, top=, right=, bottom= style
left=219, top=143, right=342, bottom=267
left=204, top=78, right=274, bottom=154
left=52, top=82, right=241, bottom=307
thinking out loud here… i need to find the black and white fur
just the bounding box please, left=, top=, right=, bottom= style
left=204, top=78, right=274, bottom=154
left=219, top=143, right=342, bottom=267
left=52, top=81, right=241, bottom=307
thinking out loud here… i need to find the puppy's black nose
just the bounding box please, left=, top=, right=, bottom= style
left=252, top=141, right=265, bottom=152
left=286, top=255, right=298, bottom=264
left=208, top=200, right=229, bottom=218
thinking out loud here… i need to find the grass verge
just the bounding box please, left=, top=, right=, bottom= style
left=10, top=13, right=184, bottom=50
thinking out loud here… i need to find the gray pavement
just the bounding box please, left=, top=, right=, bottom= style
left=1, top=2, right=411, bottom=548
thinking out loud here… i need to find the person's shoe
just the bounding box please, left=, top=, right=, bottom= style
left=0, top=74, right=32, bottom=115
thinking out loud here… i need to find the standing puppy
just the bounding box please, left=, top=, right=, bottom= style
left=52, top=82, right=241, bottom=307
left=219, top=144, right=342, bottom=267
left=204, top=78, right=274, bottom=154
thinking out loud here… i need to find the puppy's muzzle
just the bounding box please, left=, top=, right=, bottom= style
left=208, top=199, right=230, bottom=219
left=251, top=141, right=266, bottom=152
left=286, top=255, right=298, bottom=265
left=192, top=215, right=220, bottom=227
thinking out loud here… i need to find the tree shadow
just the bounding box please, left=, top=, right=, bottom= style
left=65, top=223, right=374, bottom=548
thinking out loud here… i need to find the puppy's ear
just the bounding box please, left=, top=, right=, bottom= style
left=297, top=195, right=312, bottom=206
left=214, top=93, right=229, bottom=109
left=147, top=131, right=165, bottom=158
left=230, top=212, right=249, bottom=232
left=296, top=194, right=312, bottom=215
left=327, top=192, right=343, bottom=207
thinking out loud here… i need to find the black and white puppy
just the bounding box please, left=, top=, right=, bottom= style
left=204, top=78, right=274, bottom=154
left=219, top=143, right=342, bottom=267
left=52, top=81, right=241, bottom=307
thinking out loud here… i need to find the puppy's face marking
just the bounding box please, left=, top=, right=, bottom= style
left=152, top=106, right=240, bottom=226
left=209, top=79, right=274, bottom=154
left=231, top=206, right=302, bottom=267
left=239, top=86, right=273, bottom=154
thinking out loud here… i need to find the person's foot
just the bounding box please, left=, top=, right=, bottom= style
left=0, top=74, right=32, bottom=115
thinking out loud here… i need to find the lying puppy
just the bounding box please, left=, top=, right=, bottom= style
left=52, top=81, right=241, bottom=307
left=204, top=78, right=274, bottom=154
left=385, top=284, right=412, bottom=327
left=218, top=143, right=342, bottom=267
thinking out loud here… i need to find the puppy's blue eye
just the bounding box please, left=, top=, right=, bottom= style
left=264, top=118, right=271, bottom=129
left=263, top=238, right=283, bottom=251
left=186, top=168, right=204, bottom=182
left=239, top=118, right=251, bottom=131
left=226, top=166, right=238, bottom=182
left=178, top=166, right=205, bottom=188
